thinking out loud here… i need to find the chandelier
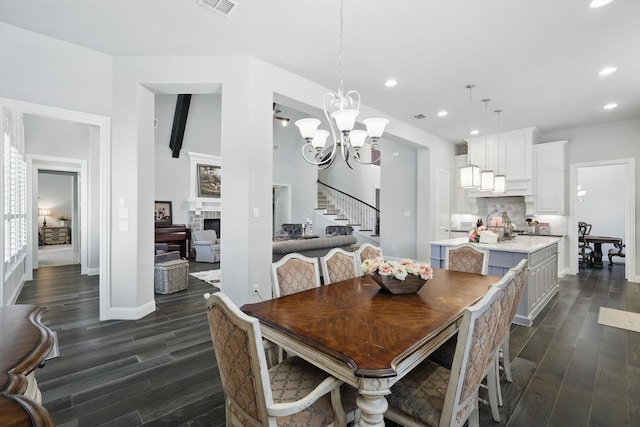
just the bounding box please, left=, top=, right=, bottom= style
left=294, top=0, right=389, bottom=169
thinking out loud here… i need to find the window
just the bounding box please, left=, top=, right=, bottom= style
left=3, top=108, right=27, bottom=270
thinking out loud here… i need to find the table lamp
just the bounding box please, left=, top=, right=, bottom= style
left=38, top=208, right=51, bottom=227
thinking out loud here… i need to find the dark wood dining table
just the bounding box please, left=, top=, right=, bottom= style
left=241, top=269, right=501, bottom=426
left=583, top=235, right=622, bottom=268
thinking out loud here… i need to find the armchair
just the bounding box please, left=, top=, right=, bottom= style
left=192, top=230, right=221, bottom=263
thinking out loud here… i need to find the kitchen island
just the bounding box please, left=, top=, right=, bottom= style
left=430, top=235, right=560, bottom=326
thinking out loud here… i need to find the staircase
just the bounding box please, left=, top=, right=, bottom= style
left=315, top=181, right=380, bottom=243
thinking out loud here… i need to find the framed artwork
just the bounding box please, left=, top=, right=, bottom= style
left=197, top=163, right=221, bottom=198
left=154, top=201, right=173, bottom=225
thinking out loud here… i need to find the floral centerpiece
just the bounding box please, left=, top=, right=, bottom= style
left=468, top=224, right=486, bottom=243
left=361, top=257, right=433, bottom=294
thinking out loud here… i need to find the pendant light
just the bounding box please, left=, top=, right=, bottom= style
left=460, top=84, right=480, bottom=189
left=493, top=109, right=506, bottom=194
left=479, top=98, right=494, bottom=192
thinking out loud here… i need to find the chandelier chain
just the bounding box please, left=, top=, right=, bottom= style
left=339, top=0, right=344, bottom=93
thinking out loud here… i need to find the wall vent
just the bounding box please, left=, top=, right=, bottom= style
left=273, top=144, right=280, bottom=151
left=198, top=0, right=238, bottom=17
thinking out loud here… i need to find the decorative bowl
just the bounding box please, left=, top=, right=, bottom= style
left=369, top=273, right=427, bottom=294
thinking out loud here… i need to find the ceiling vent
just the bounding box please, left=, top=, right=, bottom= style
left=413, top=113, right=428, bottom=120
left=198, top=0, right=239, bottom=17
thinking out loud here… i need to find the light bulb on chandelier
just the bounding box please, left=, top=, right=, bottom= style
left=294, top=0, right=389, bottom=169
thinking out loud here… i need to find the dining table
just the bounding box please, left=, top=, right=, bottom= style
left=583, top=235, right=622, bottom=268
left=241, top=269, right=502, bottom=426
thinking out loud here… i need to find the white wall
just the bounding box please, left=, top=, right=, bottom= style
left=0, top=23, right=112, bottom=117
left=272, top=106, right=319, bottom=227
left=154, top=94, right=222, bottom=225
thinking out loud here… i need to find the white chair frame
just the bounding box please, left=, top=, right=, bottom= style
left=354, top=243, right=382, bottom=275
left=445, top=243, right=489, bottom=275
left=271, top=252, right=322, bottom=298
left=320, top=247, right=360, bottom=285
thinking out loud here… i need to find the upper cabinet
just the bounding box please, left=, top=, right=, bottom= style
left=466, top=127, right=539, bottom=197
left=533, top=141, right=567, bottom=215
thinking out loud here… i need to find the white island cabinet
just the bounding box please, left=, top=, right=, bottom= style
left=430, top=236, right=559, bottom=326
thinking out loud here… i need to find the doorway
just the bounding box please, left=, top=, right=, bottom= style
left=570, top=159, right=635, bottom=279
left=37, top=170, right=79, bottom=267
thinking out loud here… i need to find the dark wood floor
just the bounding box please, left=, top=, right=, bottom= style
left=16, top=262, right=639, bottom=426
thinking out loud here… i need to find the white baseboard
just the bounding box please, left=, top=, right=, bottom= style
left=8, top=277, right=26, bottom=305
left=86, top=267, right=99, bottom=276
left=105, top=300, right=156, bottom=320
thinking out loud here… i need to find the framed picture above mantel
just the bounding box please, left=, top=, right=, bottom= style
left=197, top=163, right=221, bottom=198
left=187, top=152, right=222, bottom=213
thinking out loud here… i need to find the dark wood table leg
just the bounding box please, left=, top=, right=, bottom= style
left=592, top=242, right=604, bottom=268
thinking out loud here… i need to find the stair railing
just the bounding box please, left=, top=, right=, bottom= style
left=317, top=180, right=380, bottom=235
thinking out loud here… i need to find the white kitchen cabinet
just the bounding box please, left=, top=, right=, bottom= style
left=467, top=127, right=538, bottom=196
left=534, top=141, right=567, bottom=214
left=454, top=154, right=473, bottom=213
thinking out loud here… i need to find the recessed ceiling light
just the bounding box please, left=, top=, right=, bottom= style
left=599, top=66, right=618, bottom=76
left=437, top=110, right=448, bottom=117
left=603, top=103, right=618, bottom=110
left=470, top=129, right=479, bottom=135
left=385, top=79, right=398, bottom=87
left=590, top=0, right=613, bottom=8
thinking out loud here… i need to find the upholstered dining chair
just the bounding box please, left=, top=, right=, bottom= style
left=320, top=247, right=360, bottom=285
left=271, top=253, right=321, bottom=298
left=385, top=284, right=503, bottom=427
left=354, top=243, right=382, bottom=273
left=204, top=292, right=357, bottom=426
left=493, top=259, right=528, bottom=407
left=445, top=243, right=489, bottom=275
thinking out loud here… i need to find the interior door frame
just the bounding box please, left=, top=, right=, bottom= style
left=29, top=159, right=85, bottom=273
left=569, top=158, right=636, bottom=280
left=2, top=97, right=111, bottom=319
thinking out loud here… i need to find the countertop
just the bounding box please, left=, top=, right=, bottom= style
left=430, top=235, right=561, bottom=254
left=448, top=229, right=564, bottom=238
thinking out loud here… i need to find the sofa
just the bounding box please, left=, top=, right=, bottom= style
left=272, top=235, right=357, bottom=262
left=192, top=229, right=221, bottom=263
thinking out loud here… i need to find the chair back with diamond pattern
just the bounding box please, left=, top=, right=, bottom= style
left=205, top=292, right=273, bottom=425
left=271, top=253, right=321, bottom=298
left=320, top=247, right=360, bottom=285
left=445, top=243, right=489, bottom=275
left=441, top=284, right=502, bottom=426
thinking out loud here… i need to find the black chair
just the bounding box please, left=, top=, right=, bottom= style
left=578, top=222, right=593, bottom=268
left=608, top=240, right=625, bottom=270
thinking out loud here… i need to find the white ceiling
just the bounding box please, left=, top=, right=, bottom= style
left=2, top=0, right=639, bottom=143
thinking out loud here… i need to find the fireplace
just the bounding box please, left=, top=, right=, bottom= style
left=204, top=218, right=221, bottom=238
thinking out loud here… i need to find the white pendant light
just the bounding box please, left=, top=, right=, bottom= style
left=479, top=98, right=494, bottom=192
left=460, top=84, right=481, bottom=189
left=294, top=0, right=388, bottom=169
left=493, top=109, right=506, bottom=194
